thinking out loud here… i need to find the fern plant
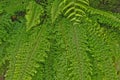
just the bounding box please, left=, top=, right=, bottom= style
left=0, top=0, right=120, bottom=80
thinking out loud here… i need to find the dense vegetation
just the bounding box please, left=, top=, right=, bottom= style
left=0, top=0, right=120, bottom=80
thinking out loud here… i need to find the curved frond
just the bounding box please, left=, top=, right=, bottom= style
left=61, top=0, right=89, bottom=24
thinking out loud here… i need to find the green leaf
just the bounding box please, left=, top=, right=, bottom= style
left=61, top=0, right=88, bottom=24
left=51, top=0, right=63, bottom=23
left=25, top=1, right=44, bottom=31
left=5, top=24, right=49, bottom=80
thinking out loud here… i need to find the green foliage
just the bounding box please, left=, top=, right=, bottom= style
left=61, top=0, right=89, bottom=24
left=0, top=14, right=12, bottom=75
left=25, top=1, right=44, bottom=31
left=89, top=0, right=120, bottom=13
left=87, top=7, right=120, bottom=28
left=57, top=19, right=92, bottom=80
left=0, top=0, right=31, bottom=14
left=0, top=0, right=120, bottom=80
left=84, top=22, right=118, bottom=80
left=5, top=23, right=49, bottom=80
left=50, top=0, right=63, bottom=23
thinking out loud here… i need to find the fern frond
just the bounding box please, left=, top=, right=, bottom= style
left=50, top=0, right=63, bottom=23
left=25, top=1, right=44, bottom=31
left=85, top=21, right=118, bottom=80
left=5, top=24, right=49, bottom=80
left=62, top=23, right=92, bottom=80
left=5, top=24, right=27, bottom=80
left=87, top=7, right=120, bottom=29
left=53, top=18, right=92, bottom=80
left=61, top=0, right=89, bottom=24
left=0, top=14, right=12, bottom=75
left=42, top=22, right=69, bottom=80
left=102, top=27, right=120, bottom=79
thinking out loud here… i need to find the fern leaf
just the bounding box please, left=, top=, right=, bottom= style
left=51, top=0, right=63, bottom=23
left=61, top=0, right=89, bottom=24
left=52, top=18, right=92, bottom=80
left=0, top=14, right=12, bottom=75
left=85, top=21, right=118, bottom=80
left=5, top=24, right=27, bottom=80
left=103, top=27, right=120, bottom=79
left=5, top=24, right=49, bottom=80
left=42, top=23, right=69, bottom=80
left=25, top=1, right=44, bottom=31
left=87, top=7, right=120, bottom=29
